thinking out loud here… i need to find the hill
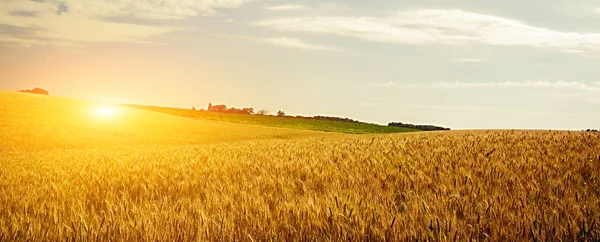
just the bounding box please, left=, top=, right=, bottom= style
left=0, top=91, right=328, bottom=151
left=126, top=104, right=418, bottom=134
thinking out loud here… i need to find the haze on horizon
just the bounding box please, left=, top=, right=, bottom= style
left=1, top=0, right=599, bottom=130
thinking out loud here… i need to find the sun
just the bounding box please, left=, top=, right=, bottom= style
left=94, top=105, right=120, bottom=118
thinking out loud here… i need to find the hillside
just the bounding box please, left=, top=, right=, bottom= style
left=126, top=104, right=418, bottom=134
left=0, top=91, right=328, bottom=151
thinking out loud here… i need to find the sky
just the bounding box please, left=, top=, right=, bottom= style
left=1, top=0, right=600, bottom=130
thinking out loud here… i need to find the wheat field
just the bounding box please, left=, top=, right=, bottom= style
left=1, top=91, right=599, bottom=241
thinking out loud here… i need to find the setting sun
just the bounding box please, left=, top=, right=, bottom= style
left=94, top=105, right=119, bottom=118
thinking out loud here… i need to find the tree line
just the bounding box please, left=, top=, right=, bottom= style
left=201, top=103, right=364, bottom=122
left=200, top=103, right=453, bottom=130
left=388, top=122, right=450, bottom=131
left=205, top=103, right=286, bottom=116
left=19, top=87, right=49, bottom=95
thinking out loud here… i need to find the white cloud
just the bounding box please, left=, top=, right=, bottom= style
left=455, top=58, right=484, bottom=63
left=358, top=101, right=384, bottom=107
left=256, top=9, right=600, bottom=52
left=0, top=33, right=80, bottom=48
left=0, top=0, right=252, bottom=47
left=49, top=0, right=253, bottom=19
left=364, top=81, right=397, bottom=88
left=258, top=37, right=339, bottom=51
left=406, top=80, right=600, bottom=90
left=366, top=80, right=600, bottom=91
left=265, top=4, right=308, bottom=11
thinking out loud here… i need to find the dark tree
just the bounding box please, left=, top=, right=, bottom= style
left=211, top=104, right=227, bottom=112
left=207, top=103, right=257, bottom=115
left=241, top=108, right=254, bottom=115
left=227, top=107, right=241, bottom=114
left=257, top=110, right=268, bottom=115
left=19, top=87, right=49, bottom=95
left=388, top=122, right=450, bottom=131
left=277, top=110, right=286, bottom=117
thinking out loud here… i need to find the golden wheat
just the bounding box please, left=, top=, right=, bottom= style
left=1, top=130, right=599, bottom=241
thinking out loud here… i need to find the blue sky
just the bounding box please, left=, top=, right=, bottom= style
left=1, top=0, right=599, bottom=129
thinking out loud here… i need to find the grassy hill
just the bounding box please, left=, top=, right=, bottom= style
left=0, top=91, right=328, bottom=151
left=126, top=104, right=417, bottom=134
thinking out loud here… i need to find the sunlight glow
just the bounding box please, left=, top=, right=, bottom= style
left=94, top=105, right=120, bottom=118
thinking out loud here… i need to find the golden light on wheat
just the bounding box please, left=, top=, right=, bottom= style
left=93, top=105, right=120, bottom=119
left=1, top=130, right=599, bottom=241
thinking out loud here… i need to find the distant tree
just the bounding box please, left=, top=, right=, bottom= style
left=277, top=110, right=286, bottom=117
left=192, top=106, right=196, bottom=111
left=388, top=122, right=450, bottom=131
left=19, top=87, right=49, bottom=95
left=207, top=103, right=256, bottom=115
left=227, top=107, right=240, bottom=114
left=241, top=108, right=254, bottom=115
left=211, top=104, right=227, bottom=112
left=257, top=110, right=268, bottom=115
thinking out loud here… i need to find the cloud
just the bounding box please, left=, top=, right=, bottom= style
left=265, top=5, right=308, bottom=11
left=455, top=58, right=484, bottom=63
left=358, top=101, right=384, bottom=107
left=258, top=37, right=339, bottom=51
left=402, top=80, right=600, bottom=91
left=428, top=80, right=598, bottom=90
left=0, top=0, right=252, bottom=47
left=0, top=33, right=83, bottom=48
left=47, top=0, right=254, bottom=19
left=365, top=81, right=397, bottom=88
left=256, top=9, right=600, bottom=52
